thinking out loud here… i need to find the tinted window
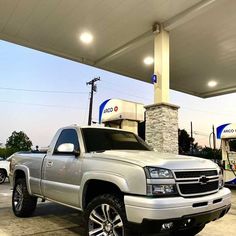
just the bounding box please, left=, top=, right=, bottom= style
left=229, top=139, right=236, bottom=152
left=54, top=129, right=79, bottom=154
left=82, top=128, right=151, bottom=152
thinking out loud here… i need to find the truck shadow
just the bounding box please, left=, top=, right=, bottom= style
left=34, top=202, right=86, bottom=236
left=33, top=202, right=170, bottom=236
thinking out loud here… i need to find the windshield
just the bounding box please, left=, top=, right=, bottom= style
left=82, top=128, right=152, bottom=152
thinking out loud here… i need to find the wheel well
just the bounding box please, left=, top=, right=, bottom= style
left=83, top=180, right=123, bottom=209
left=14, top=170, right=26, bottom=183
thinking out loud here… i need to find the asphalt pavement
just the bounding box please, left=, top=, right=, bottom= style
left=0, top=180, right=235, bottom=236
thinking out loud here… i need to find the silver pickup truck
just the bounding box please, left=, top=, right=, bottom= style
left=9, top=126, right=231, bottom=236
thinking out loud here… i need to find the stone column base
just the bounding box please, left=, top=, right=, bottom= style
left=145, top=103, right=179, bottom=154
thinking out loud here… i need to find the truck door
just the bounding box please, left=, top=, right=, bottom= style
left=41, top=128, right=82, bottom=207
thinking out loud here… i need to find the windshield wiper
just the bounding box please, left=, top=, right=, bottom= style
left=92, top=149, right=113, bottom=153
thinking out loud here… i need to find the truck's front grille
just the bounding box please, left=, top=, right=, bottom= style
left=174, top=169, right=219, bottom=197
left=175, top=170, right=218, bottom=178
left=178, top=181, right=219, bottom=195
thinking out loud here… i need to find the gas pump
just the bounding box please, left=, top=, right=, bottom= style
left=99, top=99, right=144, bottom=135
left=217, top=123, right=236, bottom=186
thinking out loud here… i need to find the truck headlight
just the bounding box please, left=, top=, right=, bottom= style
left=145, top=167, right=174, bottom=179
left=218, top=168, right=223, bottom=176
left=217, top=167, right=224, bottom=189
left=219, top=179, right=224, bottom=189
left=218, top=168, right=224, bottom=189
left=147, top=184, right=177, bottom=196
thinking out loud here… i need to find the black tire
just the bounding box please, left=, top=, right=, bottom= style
left=12, top=178, right=37, bottom=217
left=0, top=169, right=6, bottom=184
left=171, top=224, right=205, bottom=236
left=84, top=194, right=131, bottom=236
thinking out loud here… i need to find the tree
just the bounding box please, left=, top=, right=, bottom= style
left=0, top=148, right=12, bottom=159
left=195, top=146, right=221, bottom=160
left=6, top=131, right=32, bottom=154
left=178, top=129, right=194, bottom=154
left=178, top=129, right=222, bottom=160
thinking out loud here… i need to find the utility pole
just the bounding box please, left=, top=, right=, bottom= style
left=212, top=125, right=216, bottom=159
left=212, top=124, right=216, bottom=149
left=86, top=77, right=100, bottom=126
left=190, top=121, right=193, bottom=155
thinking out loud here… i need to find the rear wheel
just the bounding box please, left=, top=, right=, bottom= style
left=84, top=194, right=129, bottom=236
left=0, top=169, right=6, bottom=184
left=12, top=178, right=37, bottom=217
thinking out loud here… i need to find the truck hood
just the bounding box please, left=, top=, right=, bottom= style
left=90, top=150, right=218, bottom=170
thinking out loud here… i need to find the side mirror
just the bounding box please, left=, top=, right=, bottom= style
left=57, top=143, right=80, bottom=157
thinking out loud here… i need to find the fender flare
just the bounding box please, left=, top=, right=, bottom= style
left=13, top=165, right=32, bottom=195
left=79, top=171, right=129, bottom=209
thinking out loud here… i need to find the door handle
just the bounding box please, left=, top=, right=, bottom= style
left=46, top=161, right=53, bottom=168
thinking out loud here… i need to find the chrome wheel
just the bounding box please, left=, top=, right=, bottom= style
left=12, top=178, right=37, bottom=217
left=88, top=203, right=124, bottom=236
left=0, top=170, right=6, bottom=183
left=13, top=183, right=24, bottom=212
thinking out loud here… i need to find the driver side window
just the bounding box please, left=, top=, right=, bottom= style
left=54, top=129, right=80, bottom=154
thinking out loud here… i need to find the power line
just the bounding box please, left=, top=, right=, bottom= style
left=1, top=84, right=236, bottom=118
left=182, top=128, right=210, bottom=137
left=0, top=86, right=87, bottom=95
left=102, top=77, right=150, bottom=91
left=181, top=106, right=236, bottom=117
left=0, top=100, right=87, bottom=110
left=100, top=86, right=150, bottom=101
left=193, top=131, right=209, bottom=137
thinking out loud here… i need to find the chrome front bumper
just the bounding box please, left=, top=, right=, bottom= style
left=124, top=187, right=231, bottom=223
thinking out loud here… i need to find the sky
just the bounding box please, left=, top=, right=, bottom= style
left=1, top=40, right=236, bottom=148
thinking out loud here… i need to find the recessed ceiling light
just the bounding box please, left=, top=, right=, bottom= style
left=80, top=32, right=93, bottom=44
left=143, top=56, right=154, bottom=65
left=208, top=80, right=218, bottom=87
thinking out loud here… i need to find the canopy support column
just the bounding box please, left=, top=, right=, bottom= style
left=145, top=25, right=179, bottom=154
left=154, top=24, right=170, bottom=103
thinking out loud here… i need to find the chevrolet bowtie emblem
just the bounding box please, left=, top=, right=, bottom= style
left=199, top=175, right=209, bottom=185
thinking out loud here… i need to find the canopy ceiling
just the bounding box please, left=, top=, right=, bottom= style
left=0, top=0, right=236, bottom=98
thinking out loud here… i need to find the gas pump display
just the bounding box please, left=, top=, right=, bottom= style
left=226, top=139, right=236, bottom=170
left=217, top=123, right=236, bottom=185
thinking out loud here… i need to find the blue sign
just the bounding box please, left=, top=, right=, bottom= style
left=99, top=99, right=111, bottom=124
left=151, top=74, right=157, bottom=84
left=216, top=123, right=231, bottom=139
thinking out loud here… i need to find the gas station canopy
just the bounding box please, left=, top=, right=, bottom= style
left=1, top=0, right=236, bottom=98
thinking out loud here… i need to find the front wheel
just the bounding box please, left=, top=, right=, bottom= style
left=12, top=178, right=37, bottom=217
left=0, top=169, right=6, bottom=184
left=84, top=194, right=129, bottom=236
